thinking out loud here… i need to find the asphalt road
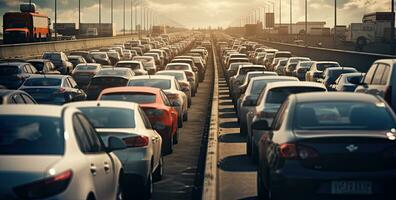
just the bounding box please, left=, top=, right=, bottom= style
left=151, top=46, right=214, bottom=200
left=216, top=50, right=258, bottom=200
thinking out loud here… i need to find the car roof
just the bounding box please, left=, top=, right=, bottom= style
left=265, top=81, right=326, bottom=90
left=167, top=63, right=190, bottom=66
left=117, top=60, right=142, bottom=64
left=130, top=75, right=175, bottom=80
left=157, top=70, right=185, bottom=75
left=66, top=100, right=139, bottom=110
left=314, top=61, right=339, bottom=64
left=250, top=76, right=298, bottom=82
left=27, top=59, right=50, bottom=62
left=0, top=62, right=28, bottom=67
left=27, top=74, right=66, bottom=79
left=101, top=86, right=161, bottom=95
left=0, top=105, right=65, bottom=117
left=294, top=92, right=382, bottom=104
left=342, top=72, right=365, bottom=77
left=325, top=67, right=356, bottom=71
left=76, top=63, right=101, bottom=67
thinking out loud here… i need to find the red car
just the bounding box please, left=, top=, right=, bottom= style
left=98, top=86, right=179, bottom=154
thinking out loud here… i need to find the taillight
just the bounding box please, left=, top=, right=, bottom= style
left=279, top=144, right=319, bottom=160
left=123, top=135, right=149, bottom=147
left=166, top=93, right=179, bottom=100
left=14, top=170, right=73, bottom=199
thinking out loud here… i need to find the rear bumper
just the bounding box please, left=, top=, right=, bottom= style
left=269, top=163, right=396, bottom=199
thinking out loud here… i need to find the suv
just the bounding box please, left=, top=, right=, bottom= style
left=355, top=59, right=396, bottom=111
left=42, top=52, right=73, bottom=75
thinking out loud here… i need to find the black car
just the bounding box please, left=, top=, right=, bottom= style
left=67, top=55, right=87, bottom=68
left=27, top=59, right=60, bottom=74
left=19, top=75, right=86, bottom=105
left=255, top=92, right=396, bottom=200
left=0, top=89, right=37, bottom=104
left=69, top=51, right=97, bottom=63
left=0, top=62, right=38, bottom=89
left=42, top=52, right=73, bottom=75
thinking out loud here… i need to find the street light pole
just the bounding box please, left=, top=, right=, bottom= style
left=305, top=0, right=308, bottom=45
left=123, top=0, right=126, bottom=35
left=334, top=0, right=337, bottom=47
left=131, top=0, right=133, bottom=35
left=99, top=0, right=101, bottom=36
left=55, top=0, right=57, bottom=40
left=290, top=0, right=292, bottom=36
left=391, top=0, right=395, bottom=54
left=279, top=0, right=282, bottom=25
left=78, top=0, right=81, bottom=33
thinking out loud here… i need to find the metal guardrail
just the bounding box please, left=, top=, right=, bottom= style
left=257, top=39, right=396, bottom=72
left=202, top=41, right=219, bottom=200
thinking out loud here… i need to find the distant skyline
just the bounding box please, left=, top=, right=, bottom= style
left=0, top=0, right=392, bottom=31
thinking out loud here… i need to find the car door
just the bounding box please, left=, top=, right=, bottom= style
left=76, top=114, right=116, bottom=200
left=355, top=63, right=378, bottom=93
left=20, top=93, right=36, bottom=104
left=139, top=107, right=160, bottom=169
left=366, top=63, right=387, bottom=97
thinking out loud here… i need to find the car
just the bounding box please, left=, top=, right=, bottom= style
left=293, top=61, right=315, bottom=80
left=226, top=58, right=250, bottom=69
left=19, top=75, right=87, bottom=105
left=69, top=51, right=97, bottom=63
left=156, top=70, right=192, bottom=107
left=229, top=65, right=266, bottom=99
left=98, top=87, right=178, bottom=154
left=144, top=53, right=163, bottom=70
left=355, top=59, right=396, bottom=111
left=255, top=92, right=396, bottom=200
left=71, top=63, right=102, bottom=89
left=305, top=61, right=340, bottom=82
left=27, top=59, right=61, bottom=74
left=128, top=75, right=188, bottom=128
left=330, top=72, right=365, bottom=92
left=65, top=101, right=162, bottom=199
left=319, top=67, right=358, bottom=90
left=246, top=81, right=327, bottom=161
left=86, top=68, right=135, bottom=100
left=274, top=51, right=292, bottom=58
left=284, top=57, right=311, bottom=76
left=227, top=62, right=253, bottom=79
left=0, top=62, right=38, bottom=89
left=67, top=55, right=87, bottom=69
left=122, top=50, right=133, bottom=60
left=0, top=89, right=37, bottom=104
left=0, top=105, right=126, bottom=200
left=258, top=53, right=275, bottom=67
left=42, top=52, right=73, bottom=75
left=165, top=63, right=198, bottom=96
left=89, top=51, right=112, bottom=65
left=115, top=61, right=148, bottom=76
left=107, top=51, right=121, bottom=65
left=234, top=71, right=278, bottom=100
left=133, top=56, right=157, bottom=75
left=273, top=58, right=289, bottom=75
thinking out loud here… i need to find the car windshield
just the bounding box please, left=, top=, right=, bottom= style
left=317, top=63, right=339, bottom=71
left=96, top=70, right=129, bottom=76
left=116, top=63, right=141, bottom=70
left=79, top=107, right=135, bottom=128
left=0, top=116, right=64, bottom=155
left=91, top=53, right=107, bottom=59
left=266, top=87, right=325, bottom=105
left=23, top=78, right=62, bottom=87
left=76, top=65, right=98, bottom=71
left=0, top=66, right=20, bottom=75
left=29, top=62, right=45, bottom=71
left=294, top=102, right=396, bottom=130
left=240, top=67, right=265, bottom=75
left=128, top=79, right=171, bottom=90
left=101, top=93, right=157, bottom=104
left=158, top=72, right=185, bottom=80
left=166, top=65, right=189, bottom=70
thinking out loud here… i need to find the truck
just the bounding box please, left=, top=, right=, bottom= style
left=345, top=12, right=393, bottom=49
left=3, top=3, right=51, bottom=44
left=80, top=23, right=115, bottom=37
left=152, top=25, right=167, bottom=36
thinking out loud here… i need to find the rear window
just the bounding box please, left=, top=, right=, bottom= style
left=116, top=63, right=140, bottom=70
left=251, top=79, right=297, bottom=94
left=90, top=77, right=128, bottom=87
left=166, top=65, right=189, bottom=70
left=347, top=75, right=363, bottom=84
left=29, top=62, right=44, bottom=71
left=0, top=116, right=64, bottom=155
left=158, top=72, right=185, bottom=80
left=23, top=78, right=62, bottom=87
left=76, top=65, right=98, bottom=71
left=79, top=107, right=135, bottom=128
left=0, top=66, right=20, bottom=75
left=317, top=63, right=339, bottom=71
left=266, top=87, right=325, bottom=104
left=43, top=53, right=61, bottom=60
left=101, top=93, right=156, bottom=104
left=128, top=79, right=171, bottom=90
left=275, top=53, right=292, bottom=58
left=96, top=70, right=129, bottom=76
left=240, top=68, right=265, bottom=75
left=294, top=102, right=396, bottom=130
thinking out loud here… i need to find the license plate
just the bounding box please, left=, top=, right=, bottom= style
left=331, top=181, right=372, bottom=195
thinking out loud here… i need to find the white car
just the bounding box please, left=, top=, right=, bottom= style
left=0, top=105, right=125, bottom=200
left=65, top=101, right=163, bottom=199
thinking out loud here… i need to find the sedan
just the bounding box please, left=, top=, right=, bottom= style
left=0, top=62, right=38, bottom=89
left=71, top=63, right=102, bottom=89
left=0, top=105, right=125, bottom=200
left=0, top=89, right=37, bottom=104
left=255, top=93, right=396, bottom=200
left=330, top=72, right=365, bottom=92
left=156, top=70, right=192, bottom=107
left=65, top=101, right=162, bottom=199
left=19, top=75, right=86, bottom=105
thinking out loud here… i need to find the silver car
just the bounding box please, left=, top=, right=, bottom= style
left=0, top=105, right=125, bottom=200
left=65, top=101, right=163, bottom=199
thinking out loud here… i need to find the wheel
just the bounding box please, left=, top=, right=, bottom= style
left=163, top=133, right=173, bottom=155
left=116, top=176, right=124, bottom=200
left=246, top=134, right=251, bottom=156
left=257, top=168, right=269, bottom=200
left=142, top=173, right=153, bottom=200
left=252, top=142, right=258, bottom=164
left=188, top=98, right=192, bottom=108
left=173, top=128, right=179, bottom=144
left=183, top=111, right=188, bottom=121
left=178, top=114, right=183, bottom=128
left=153, top=156, right=164, bottom=181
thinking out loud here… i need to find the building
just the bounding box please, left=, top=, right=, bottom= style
left=274, top=21, right=326, bottom=35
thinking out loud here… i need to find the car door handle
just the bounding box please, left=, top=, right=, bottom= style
left=90, top=164, right=97, bottom=175
left=104, top=162, right=111, bottom=173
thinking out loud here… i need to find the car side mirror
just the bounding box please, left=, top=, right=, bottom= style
left=251, top=120, right=271, bottom=131
left=107, top=136, right=127, bottom=152
left=171, top=101, right=180, bottom=107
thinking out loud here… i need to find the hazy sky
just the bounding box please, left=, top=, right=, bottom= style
left=0, top=0, right=391, bottom=31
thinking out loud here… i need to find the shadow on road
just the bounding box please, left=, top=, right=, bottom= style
left=219, top=133, right=245, bottom=143
left=218, top=154, right=257, bottom=172
left=219, top=112, right=237, bottom=118
left=219, top=121, right=239, bottom=128
left=238, top=197, right=258, bottom=200
left=219, top=107, right=235, bottom=113
left=219, top=101, right=234, bottom=106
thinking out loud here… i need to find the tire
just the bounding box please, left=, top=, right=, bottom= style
left=178, top=114, right=183, bottom=128
left=142, top=173, right=153, bottom=200
left=252, top=142, right=258, bottom=164
left=164, top=133, right=173, bottom=155
left=116, top=176, right=124, bottom=200
left=173, top=128, right=179, bottom=144
left=153, top=156, right=164, bottom=181
left=183, top=111, right=188, bottom=121
left=246, top=135, right=251, bottom=156
left=188, top=98, right=192, bottom=108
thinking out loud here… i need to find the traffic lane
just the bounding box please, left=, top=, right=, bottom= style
left=151, top=50, right=214, bottom=200
left=217, top=56, right=257, bottom=199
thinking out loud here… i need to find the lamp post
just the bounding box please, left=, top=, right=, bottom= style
left=123, top=0, right=126, bottom=35
left=78, top=0, right=81, bottom=33
left=99, top=0, right=101, bottom=36
left=334, top=0, right=337, bottom=47
left=55, top=0, right=57, bottom=40
left=391, top=0, right=395, bottom=54
left=305, top=0, right=308, bottom=45
left=290, top=0, right=292, bottom=36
